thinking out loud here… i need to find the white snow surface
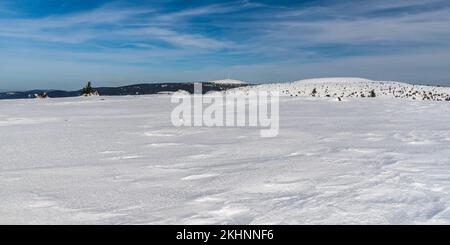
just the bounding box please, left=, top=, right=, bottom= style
left=1, top=92, right=450, bottom=224
left=229, top=77, right=450, bottom=101
left=209, top=79, right=247, bottom=85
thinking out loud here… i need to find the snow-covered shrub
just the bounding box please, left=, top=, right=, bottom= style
left=35, top=92, right=48, bottom=99
left=81, top=82, right=99, bottom=96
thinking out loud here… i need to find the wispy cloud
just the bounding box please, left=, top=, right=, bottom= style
left=6, top=0, right=447, bottom=52
left=269, top=9, right=450, bottom=44
left=157, top=3, right=242, bottom=21
left=0, top=0, right=450, bottom=90
left=220, top=0, right=450, bottom=58
left=0, top=2, right=234, bottom=49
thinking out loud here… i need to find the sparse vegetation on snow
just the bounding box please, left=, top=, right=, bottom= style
left=81, top=81, right=99, bottom=96
left=229, top=77, right=450, bottom=101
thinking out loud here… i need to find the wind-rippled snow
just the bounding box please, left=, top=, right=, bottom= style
left=1, top=92, right=450, bottom=224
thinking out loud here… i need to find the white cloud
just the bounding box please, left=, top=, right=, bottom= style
left=228, top=0, right=450, bottom=57
left=157, top=3, right=240, bottom=21
left=1, top=0, right=450, bottom=89
left=0, top=3, right=233, bottom=49
left=279, top=9, right=450, bottom=44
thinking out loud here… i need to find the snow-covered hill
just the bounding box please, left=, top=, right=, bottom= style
left=229, top=77, right=450, bottom=101
left=209, top=79, right=247, bottom=85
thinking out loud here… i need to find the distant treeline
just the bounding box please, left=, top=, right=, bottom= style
left=0, top=82, right=249, bottom=100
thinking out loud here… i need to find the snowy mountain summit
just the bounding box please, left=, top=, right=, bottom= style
left=209, top=79, right=247, bottom=85
left=230, top=77, right=450, bottom=101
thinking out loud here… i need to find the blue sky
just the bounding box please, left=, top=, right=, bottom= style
left=0, top=0, right=449, bottom=90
